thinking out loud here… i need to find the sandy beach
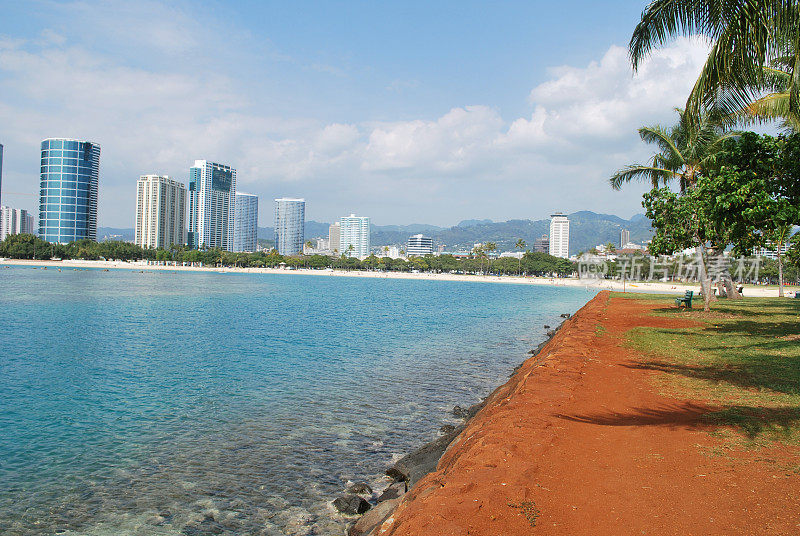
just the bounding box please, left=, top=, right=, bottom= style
left=2, top=258, right=793, bottom=297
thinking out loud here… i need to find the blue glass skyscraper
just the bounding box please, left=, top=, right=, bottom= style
left=39, top=138, right=100, bottom=243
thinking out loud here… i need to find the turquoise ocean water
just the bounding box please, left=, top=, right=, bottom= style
left=0, top=266, right=594, bottom=535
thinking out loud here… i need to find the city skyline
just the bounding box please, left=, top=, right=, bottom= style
left=0, top=2, right=712, bottom=228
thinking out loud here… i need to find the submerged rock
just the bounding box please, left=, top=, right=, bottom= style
left=452, top=405, right=469, bottom=419
left=440, top=424, right=456, bottom=434
left=546, top=330, right=556, bottom=338
left=347, top=482, right=373, bottom=495
left=333, top=494, right=371, bottom=515
left=544, top=324, right=550, bottom=329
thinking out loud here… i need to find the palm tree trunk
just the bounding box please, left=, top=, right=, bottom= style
left=778, top=247, right=785, bottom=297
left=697, top=242, right=712, bottom=312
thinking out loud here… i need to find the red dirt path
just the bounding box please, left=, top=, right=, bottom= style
left=381, top=291, right=800, bottom=535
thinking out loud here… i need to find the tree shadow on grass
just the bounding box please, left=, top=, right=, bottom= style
left=622, top=359, right=800, bottom=397
left=556, top=404, right=800, bottom=440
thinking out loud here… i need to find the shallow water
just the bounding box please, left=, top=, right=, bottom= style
left=0, top=266, right=594, bottom=535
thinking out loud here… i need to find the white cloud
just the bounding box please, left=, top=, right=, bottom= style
left=0, top=11, right=710, bottom=227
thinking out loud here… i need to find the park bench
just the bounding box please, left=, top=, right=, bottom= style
left=675, top=290, right=693, bottom=308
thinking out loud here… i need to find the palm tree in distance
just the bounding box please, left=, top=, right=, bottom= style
left=629, top=0, right=800, bottom=129
left=485, top=242, right=497, bottom=274
left=609, top=108, right=736, bottom=193
left=515, top=239, right=526, bottom=275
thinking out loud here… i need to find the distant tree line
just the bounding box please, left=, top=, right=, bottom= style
left=0, top=234, right=576, bottom=276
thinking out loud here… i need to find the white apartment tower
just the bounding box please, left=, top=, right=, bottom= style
left=620, top=228, right=630, bottom=248
left=274, top=198, right=305, bottom=255
left=233, top=192, right=258, bottom=252
left=188, top=160, right=236, bottom=251
left=548, top=212, right=570, bottom=258
left=135, top=175, right=187, bottom=249
left=0, top=206, right=35, bottom=241
left=329, top=221, right=341, bottom=255
left=340, top=214, right=370, bottom=258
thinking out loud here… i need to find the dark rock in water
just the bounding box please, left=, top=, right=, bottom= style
left=348, top=497, right=402, bottom=536
left=560, top=313, right=571, bottom=318
left=159, top=511, right=172, bottom=519
left=377, top=481, right=407, bottom=502
left=387, top=427, right=461, bottom=486
left=546, top=330, right=556, bottom=338
left=544, top=324, right=550, bottom=329
left=387, top=400, right=489, bottom=487
left=385, top=466, right=407, bottom=482
left=527, top=349, right=536, bottom=354
left=347, top=482, right=373, bottom=495
left=333, top=494, right=371, bottom=515
left=452, top=405, right=469, bottom=418
left=440, top=424, right=456, bottom=434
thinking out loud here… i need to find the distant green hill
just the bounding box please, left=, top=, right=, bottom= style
left=369, top=212, right=652, bottom=255
left=104, top=212, right=652, bottom=255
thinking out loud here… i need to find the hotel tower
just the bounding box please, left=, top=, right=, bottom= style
left=548, top=212, right=570, bottom=259
left=135, top=175, right=187, bottom=249
left=188, top=160, right=236, bottom=251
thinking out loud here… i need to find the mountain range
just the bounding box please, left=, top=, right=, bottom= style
left=99, top=211, right=653, bottom=256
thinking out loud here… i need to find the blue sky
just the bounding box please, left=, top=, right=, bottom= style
left=0, top=1, right=710, bottom=227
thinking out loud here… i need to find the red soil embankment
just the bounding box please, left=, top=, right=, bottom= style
left=379, top=291, right=800, bottom=535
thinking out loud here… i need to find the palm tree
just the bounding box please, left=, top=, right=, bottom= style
left=611, top=109, right=741, bottom=304
left=610, top=108, right=736, bottom=193
left=629, top=0, right=800, bottom=129
left=515, top=239, right=526, bottom=275
left=485, top=242, right=497, bottom=274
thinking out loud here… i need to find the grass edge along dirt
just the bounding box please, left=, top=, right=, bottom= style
left=612, top=291, right=800, bottom=448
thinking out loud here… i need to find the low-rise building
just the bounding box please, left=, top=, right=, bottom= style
left=406, top=234, right=433, bottom=256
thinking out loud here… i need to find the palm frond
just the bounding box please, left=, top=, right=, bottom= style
left=609, top=165, right=679, bottom=191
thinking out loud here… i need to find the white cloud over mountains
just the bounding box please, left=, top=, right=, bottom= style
left=0, top=8, right=709, bottom=227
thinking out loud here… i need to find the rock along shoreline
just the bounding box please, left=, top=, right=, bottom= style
left=335, top=311, right=574, bottom=536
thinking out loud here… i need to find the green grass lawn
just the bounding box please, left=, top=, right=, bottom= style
left=616, top=292, right=800, bottom=448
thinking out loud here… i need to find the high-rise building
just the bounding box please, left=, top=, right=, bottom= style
left=533, top=234, right=549, bottom=253
left=274, top=198, right=305, bottom=255
left=548, top=213, right=570, bottom=258
left=328, top=221, right=341, bottom=255
left=188, top=160, right=236, bottom=251
left=135, top=175, right=187, bottom=249
left=620, top=228, right=630, bottom=248
left=407, top=234, right=433, bottom=256
left=233, top=191, right=258, bottom=252
left=340, top=214, right=370, bottom=258
left=39, top=139, right=100, bottom=243
left=0, top=206, right=35, bottom=241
